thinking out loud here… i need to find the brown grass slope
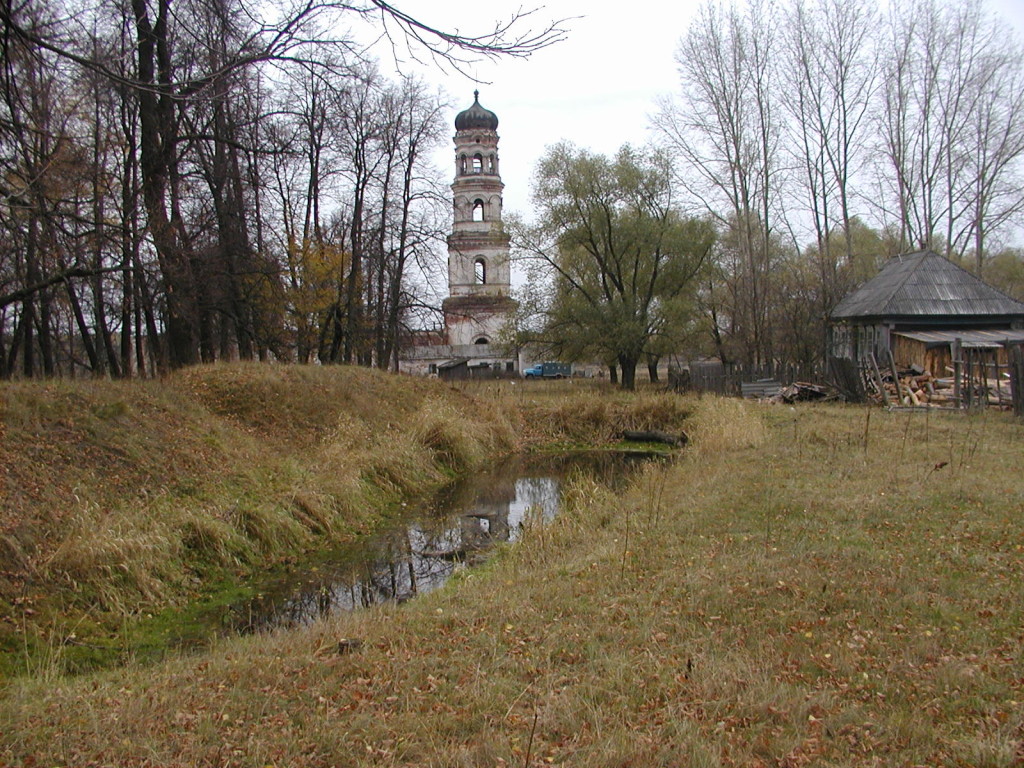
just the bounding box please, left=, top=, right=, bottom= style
left=0, top=368, right=693, bottom=677
left=0, top=366, right=522, bottom=669
left=4, top=398, right=1024, bottom=766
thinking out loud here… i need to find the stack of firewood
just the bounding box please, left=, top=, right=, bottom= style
left=868, top=368, right=1014, bottom=407
left=899, top=370, right=943, bottom=406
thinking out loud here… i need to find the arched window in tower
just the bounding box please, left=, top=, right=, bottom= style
left=487, top=154, right=496, bottom=173
left=472, top=199, right=485, bottom=222
left=459, top=155, right=467, bottom=175
left=474, top=258, right=486, bottom=284
left=472, top=154, right=483, bottom=174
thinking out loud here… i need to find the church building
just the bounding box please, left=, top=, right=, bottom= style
left=400, top=92, right=518, bottom=378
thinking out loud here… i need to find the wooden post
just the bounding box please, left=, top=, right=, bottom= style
left=887, top=347, right=905, bottom=405
left=953, top=338, right=962, bottom=409
left=969, top=349, right=979, bottom=409
left=1017, top=345, right=1024, bottom=417
left=964, top=348, right=970, bottom=409
left=966, top=348, right=974, bottom=409
left=869, top=352, right=890, bottom=406
left=1010, top=344, right=1024, bottom=417
left=993, top=352, right=1005, bottom=406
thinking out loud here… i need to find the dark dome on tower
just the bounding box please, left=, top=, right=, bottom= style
left=455, top=90, right=498, bottom=131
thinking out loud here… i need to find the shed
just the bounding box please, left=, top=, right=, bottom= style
left=830, top=250, right=1024, bottom=371
left=437, top=358, right=470, bottom=381
left=892, top=329, right=1024, bottom=376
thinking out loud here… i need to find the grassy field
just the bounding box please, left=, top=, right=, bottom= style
left=3, top=371, right=1024, bottom=766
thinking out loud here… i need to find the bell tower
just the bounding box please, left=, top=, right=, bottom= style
left=443, top=91, right=516, bottom=348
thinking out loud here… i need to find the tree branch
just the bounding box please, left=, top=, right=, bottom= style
left=0, top=266, right=121, bottom=310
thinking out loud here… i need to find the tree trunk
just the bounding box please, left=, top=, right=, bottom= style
left=7, top=311, right=24, bottom=376
left=647, top=357, right=660, bottom=383
left=132, top=0, right=199, bottom=368
left=0, top=312, right=7, bottom=379
left=65, top=278, right=101, bottom=373
left=619, top=354, right=638, bottom=391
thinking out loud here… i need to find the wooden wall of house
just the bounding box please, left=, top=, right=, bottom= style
left=830, top=322, right=890, bottom=363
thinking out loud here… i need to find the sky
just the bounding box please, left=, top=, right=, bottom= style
left=367, top=0, right=1024, bottom=225
left=372, top=0, right=694, bottom=219
left=437, top=0, right=690, bottom=219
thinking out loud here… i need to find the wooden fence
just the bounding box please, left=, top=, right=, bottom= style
left=672, top=361, right=822, bottom=397
left=668, top=348, right=1024, bottom=414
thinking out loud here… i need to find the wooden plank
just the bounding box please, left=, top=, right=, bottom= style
left=993, top=356, right=1005, bottom=405
left=1010, top=344, right=1024, bottom=417
left=869, top=352, right=890, bottom=406
left=887, top=348, right=907, bottom=405
left=953, top=338, right=962, bottom=408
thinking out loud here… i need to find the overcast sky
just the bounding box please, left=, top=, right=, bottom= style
left=371, top=0, right=1024, bottom=224
left=409, top=0, right=695, bottom=218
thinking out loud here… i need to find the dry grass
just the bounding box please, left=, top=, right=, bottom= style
left=479, top=381, right=694, bottom=446
left=686, top=392, right=767, bottom=453
left=0, top=366, right=521, bottom=673
left=5, top=397, right=1024, bottom=766
left=0, top=367, right=681, bottom=677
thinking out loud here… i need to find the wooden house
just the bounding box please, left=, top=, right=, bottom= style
left=830, top=250, right=1024, bottom=374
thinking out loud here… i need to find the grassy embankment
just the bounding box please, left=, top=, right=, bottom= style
left=0, top=365, right=691, bottom=676
left=4, top=369, right=1024, bottom=766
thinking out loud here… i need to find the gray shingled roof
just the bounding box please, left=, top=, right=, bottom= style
left=831, top=250, right=1024, bottom=320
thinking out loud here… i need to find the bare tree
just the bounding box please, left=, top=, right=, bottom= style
left=781, top=0, right=875, bottom=266
left=263, top=57, right=346, bottom=363
left=955, top=25, right=1024, bottom=270
left=371, top=76, right=447, bottom=371
left=0, top=0, right=88, bottom=376
left=875, top=0, right=1024, bottom=263
left=658, top=0, right=783, bottom=367
left=325, top=67, right=446, bottom=368
left=0, top=0, right=566, bottom=373
left=777, top=0, right=877, bottom=366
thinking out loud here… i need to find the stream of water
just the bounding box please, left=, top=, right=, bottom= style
left=216, top=451, right=661, bottom=636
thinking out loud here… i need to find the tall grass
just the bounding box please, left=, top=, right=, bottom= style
left=1, top=365, right=524, bottom=674
left=487, top=384, right=694, bottom=446
left=687, top=392, right=767, bottom=453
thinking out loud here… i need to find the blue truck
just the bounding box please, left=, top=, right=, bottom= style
left=523, top=361, right=572, bottom=379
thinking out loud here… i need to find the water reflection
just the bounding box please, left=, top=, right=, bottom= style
left=225, top=452, right=657, bottom=634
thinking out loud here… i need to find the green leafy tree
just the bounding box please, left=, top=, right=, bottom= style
left=520, top=143, right=715, bottom=390
left=979, top=247, right=1024, bottom=301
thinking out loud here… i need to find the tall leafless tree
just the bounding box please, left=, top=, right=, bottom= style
left=658, top=0, right=783, bottom=367
left=875, top=0, right=1024, bottom=265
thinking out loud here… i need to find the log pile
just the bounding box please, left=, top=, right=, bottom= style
left=866, top=366, right=1015, bottom=408
left=888, top=370, right=945, bottom=406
